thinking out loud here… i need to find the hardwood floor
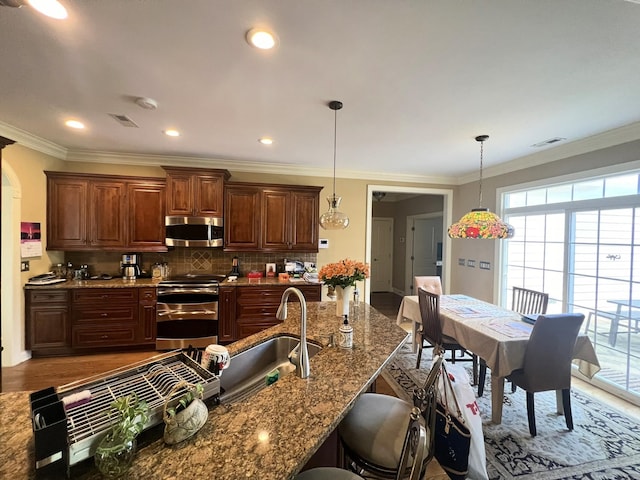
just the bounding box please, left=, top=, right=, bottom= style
left=2, top=349, right=159, bottom=392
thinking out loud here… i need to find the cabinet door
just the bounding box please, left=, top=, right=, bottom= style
left=138, top=288, right=157, bottom=343
left=127, top=181, right=167, bottom=251
left=218, top=286, right=237, bottom=343
left=28, top=306, right=70, bottom=349
left=224, top=186, right=261, bottom=250
left=262, top=189, right=290, bottom=250
left=89, top=181, right=127, bottom=248
left=290, top=190, right=320, bottom=251
left=47, top=176, right=88, bottom=249
left=195, top=173, right=225, bottom=216
left=165, top=172, right=194, bottom=216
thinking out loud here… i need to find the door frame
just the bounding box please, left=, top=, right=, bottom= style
left=364, top=184, right=454, bottom=303
left=405, top=212, right=443, bottom=296
left=371, top=217, right=394, bottom=292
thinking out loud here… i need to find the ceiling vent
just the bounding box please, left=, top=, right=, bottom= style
left=530, top=137, right=566, bottom=148
left=108, top=113, right=139, bottom=128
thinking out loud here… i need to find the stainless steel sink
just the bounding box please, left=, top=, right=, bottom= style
left=219, top=335, right=322, bottom=404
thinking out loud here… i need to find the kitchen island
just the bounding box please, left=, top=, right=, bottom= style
left=0, top=300, right=408, bottom=479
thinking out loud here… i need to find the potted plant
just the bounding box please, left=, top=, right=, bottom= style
left=163, top=382, right=208, bottom=445
left=94, top=393, right=149, bottom=479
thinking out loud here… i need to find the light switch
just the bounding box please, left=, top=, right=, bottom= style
left=479, top=261, right=491, bottom=270
left=458, top=258, right=465, bottom=266
left=467, top=259, right=476, bottom=268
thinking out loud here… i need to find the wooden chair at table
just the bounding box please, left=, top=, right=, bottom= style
left=307, top=356, right=442, bottom=480
left=478, top=286, right=549, bottom=396
left=416, top=288, right=478, bottom=384
left=506, top=313, right=585, bottom=436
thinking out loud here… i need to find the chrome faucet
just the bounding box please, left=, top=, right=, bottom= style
left=276, top=287, right=310, bottom=379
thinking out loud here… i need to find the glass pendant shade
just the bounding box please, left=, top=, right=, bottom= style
left=448, top=208, right=514, bottom=239
left=319, top=194, right=349, bottom=230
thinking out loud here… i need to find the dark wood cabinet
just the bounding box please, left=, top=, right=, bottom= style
left=235, top=284, right=321, bottom=339
left=225, top=183, right=321, bottom=252
left=127, top=181, right=166, bottom=250
left=138, top=288, right=157, bottom=344
left=45, top=172, right=167, bottom=252
left=224, top=184, right=261, bottom=250
left=25, top=290, right=70, bottom=354
left=164, top=166, right=230, bottom=217
left=218, top=286, right=237, bottom=343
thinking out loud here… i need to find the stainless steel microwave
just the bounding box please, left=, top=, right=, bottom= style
left=165, top=216, right=223, bottom=247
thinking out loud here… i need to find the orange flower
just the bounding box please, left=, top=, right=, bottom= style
left=319, top=258, right=370, bottom=288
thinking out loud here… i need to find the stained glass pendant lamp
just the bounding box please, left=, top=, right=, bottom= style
left=319, top=100, right=350, bottom=230
left=448, top=135, right=514, bottom=239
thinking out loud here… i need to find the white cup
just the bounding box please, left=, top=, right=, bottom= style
left=201, top=344, right=230, bottom=375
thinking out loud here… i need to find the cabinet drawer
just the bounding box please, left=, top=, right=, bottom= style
left=72, top=326, right=137, bottom=347
left=139, top=287, right=157, bottom=303
left=236, top=287, right=285, bottom=305
left=28, top=290, right=68, bottom=304
left=72, top=306, right=137, bottom=324
left=237, top=322, right=280, bottom=339
left=236, top=303, right=279, bottom=321
left=72, top=288, right=137, bottom=304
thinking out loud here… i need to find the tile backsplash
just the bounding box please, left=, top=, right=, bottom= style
left=65, top=249, right=317, bottom=278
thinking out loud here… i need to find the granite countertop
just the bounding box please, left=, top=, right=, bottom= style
left=24, top=277, right=319, bottom=289
left=0, top=302, right=408, bottom=479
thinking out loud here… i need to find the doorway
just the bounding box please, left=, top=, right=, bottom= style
left=406, top=213, right=443, bottom=295
left=371, top=217, right=393, bottom=292
left=364, top=185, right=454, bottom=304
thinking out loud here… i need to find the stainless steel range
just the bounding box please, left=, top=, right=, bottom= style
left=156, top=274, right=226, bottom=350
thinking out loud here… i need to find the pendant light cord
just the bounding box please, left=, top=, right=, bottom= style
left=478, top=139, right=484, bottom=208
left=332, top=106, right=337, bottom=198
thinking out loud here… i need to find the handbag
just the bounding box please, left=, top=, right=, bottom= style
left=434, top=362, right=472, bottom=480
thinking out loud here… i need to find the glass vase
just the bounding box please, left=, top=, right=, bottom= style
left=94, top=431, right=137, bottom=479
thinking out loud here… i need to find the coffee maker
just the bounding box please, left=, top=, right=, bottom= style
left=121, top=253, right=141, bottom=279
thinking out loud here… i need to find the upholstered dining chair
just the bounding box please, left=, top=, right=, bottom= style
left=416, top=288, right=478, bottom=384
left=330, top=356, right=442, bottom=480
left=478, top=286, right=550, bottom=396
left=413, top=276, right=443, bottom=296
left=506, top=313, right=585, bottom=436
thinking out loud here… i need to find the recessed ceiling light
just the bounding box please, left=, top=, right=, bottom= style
left=259, top=137, right=274, bottom=145
left=164, top=129, right=180, bottom=137
left=246, top=28, right=278, bottom=50
left=28, top=0, right=67, bottom=19
left=65, top=119, right=85, bottom=129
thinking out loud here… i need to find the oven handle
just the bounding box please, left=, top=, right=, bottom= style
left=157, top=287, right=219, bottom=296
left=157, top=309, right=217, bottom=318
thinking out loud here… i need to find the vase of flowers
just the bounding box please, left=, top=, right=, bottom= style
left=319, top=259, right=369, bottom=317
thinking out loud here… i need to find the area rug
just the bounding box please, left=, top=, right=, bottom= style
left=382, top=343, right=640, bottom=480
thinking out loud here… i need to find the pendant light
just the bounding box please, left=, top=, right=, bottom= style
left=319, top=100, right=350, bottom=230
left=448, top=135, right=515, bottom=239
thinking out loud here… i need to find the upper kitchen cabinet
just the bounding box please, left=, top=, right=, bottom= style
left=46, top=172, right=167, bottom=252
left=225, top=182, right=322, bottom=252
left=163, top=166, right=231, bottom=217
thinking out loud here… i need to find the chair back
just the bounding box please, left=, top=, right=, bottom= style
left=417, top=288, right=443, bottom=347
left=412, top=355, right=442, bottom=471
left=414, top=276, right=443, bottom=295
left=520, top=313, right=585, bottom=392
left=512, top=286, right=549, bottom=315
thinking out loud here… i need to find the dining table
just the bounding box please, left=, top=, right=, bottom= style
left=605, top=298, right=640, bottom=346
left=396, top=294, right=601, bottom=424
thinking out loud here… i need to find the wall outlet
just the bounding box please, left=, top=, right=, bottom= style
left=21, top=260, right=30, bottom=272
left=458, top=258, right=465, bottom=266
left=467, top=259, right=476, bottom=268
left=479, top=261, right=491, bottom=270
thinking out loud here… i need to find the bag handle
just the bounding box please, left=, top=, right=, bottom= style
left=440, top=362, right=465, bottom=423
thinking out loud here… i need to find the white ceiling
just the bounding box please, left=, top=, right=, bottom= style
left=1, top=0, right=640, bottom=183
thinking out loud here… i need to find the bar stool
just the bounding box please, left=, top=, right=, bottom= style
left=334, top=356, right=442, bottom=479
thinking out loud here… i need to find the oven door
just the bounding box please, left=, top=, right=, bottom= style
left=156, top=287, right=219, bottom=349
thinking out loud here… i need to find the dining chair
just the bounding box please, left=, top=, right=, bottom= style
left=504, top=313, right=585, bottom=436
left=413, top=276, right=443, bottom=296
left=478, top=286, right=550, bottom=396
left=416, top=288, right=478, bottom=384
left=331, top=356, right=442, bottom=480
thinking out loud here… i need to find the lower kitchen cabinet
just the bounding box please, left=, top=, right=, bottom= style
left=219, top=286, right=237, bottom=343
left=25, top=290, right=71, bottom=355
left=26, top=287, right=158, bottom=356
left=235, top=284, right=321, bottom=340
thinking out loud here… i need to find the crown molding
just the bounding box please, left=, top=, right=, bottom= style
left=458, top=121, right=640, bottom=184
left=0, top=121, right=67, bottom=159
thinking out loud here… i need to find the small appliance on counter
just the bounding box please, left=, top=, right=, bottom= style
left=228, top=256, right=242, bottom=277
left=121, top=253, right=142, bottom=279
